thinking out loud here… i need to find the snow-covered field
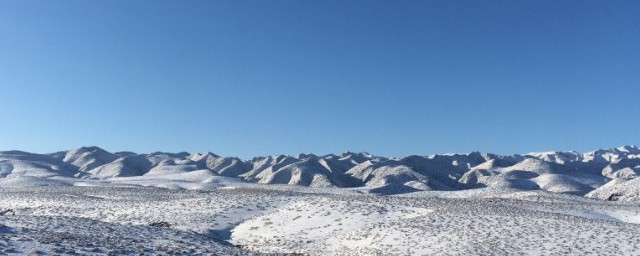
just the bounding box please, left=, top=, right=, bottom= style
left=1, top=185, right=639, bottom=255
left=1, top=146, right=639, bottom=254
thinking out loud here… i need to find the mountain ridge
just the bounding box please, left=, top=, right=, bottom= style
left=0, top=145, right=638, bottom=200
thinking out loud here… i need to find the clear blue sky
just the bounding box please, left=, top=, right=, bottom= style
left=0, top=0, right=638, bottom=158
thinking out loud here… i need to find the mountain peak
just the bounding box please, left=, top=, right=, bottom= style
left=617, top=145, right=639, bottom=153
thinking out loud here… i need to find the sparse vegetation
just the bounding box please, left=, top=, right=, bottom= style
left=0, top=184, right=638, bottom=255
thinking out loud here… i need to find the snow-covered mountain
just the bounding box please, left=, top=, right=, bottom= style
left=1, top=146, right=639, bottom=200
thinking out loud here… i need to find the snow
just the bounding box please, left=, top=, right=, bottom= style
left=1, top=186, right=638, bottom=255
left=586, top=177, right=640, bottom=201
left=1, top=145, right=639, bottom=199
left=0, top=146, right=639, bottom=254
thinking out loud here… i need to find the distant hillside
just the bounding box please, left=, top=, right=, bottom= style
left=1, top=146, right=639, bottom=200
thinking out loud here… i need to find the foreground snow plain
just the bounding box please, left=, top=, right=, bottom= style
left=1, top=146, right=639, bottom=254
left=1, top=184, right=639, bottom=255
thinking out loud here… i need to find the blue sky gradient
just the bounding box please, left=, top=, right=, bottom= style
left=0, top=0, right=638, bottom=158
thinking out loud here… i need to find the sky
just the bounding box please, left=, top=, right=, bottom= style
left=0, top=0, right=638, bottom=158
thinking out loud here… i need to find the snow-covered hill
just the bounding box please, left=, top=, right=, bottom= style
left=1, top=186, right=639, bottom=255
left=1, top=145, right=639, bottom=200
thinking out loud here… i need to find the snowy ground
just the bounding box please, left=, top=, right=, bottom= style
left=0, top=185, right=639, bottom=255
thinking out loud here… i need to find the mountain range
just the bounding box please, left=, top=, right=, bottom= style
left=1, top=146, right=639, bottom=200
